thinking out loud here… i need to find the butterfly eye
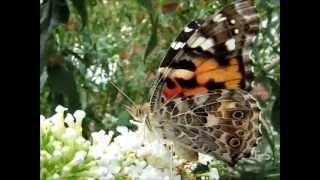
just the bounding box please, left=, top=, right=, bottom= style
left=232, top=110, right=245, bottom=120
left=229, top=137, right=241, bottom=148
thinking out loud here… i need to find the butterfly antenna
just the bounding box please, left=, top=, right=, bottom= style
left=109, top=80, right=136, bottom=106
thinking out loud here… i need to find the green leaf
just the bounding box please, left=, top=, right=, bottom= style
left=40, top=69, right=48, bottom=93
left=137, top=0, right=154, bottom=15
left=79, top=88, right=87, bottom=110
left=40, top=35, right=55, bottom=73
left=267, top=77, right=280, bottom=132
left=271, top=97, right=280, bottom=132
left=192, top=163, right=209, bottom=174
left=40, top=0, right=70, bottom=33
left=143, top=14, right=159, bottom=61
left=47, top=65, right=80, bottom=111
left=70, top=0, right=88, bottom=27
left=136, top=0, right=159, bottom=61
left=261, top=120, right=276, bottom=162
left=40, top=0, right=70, bottom=73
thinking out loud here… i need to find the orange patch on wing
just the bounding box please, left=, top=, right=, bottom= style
left=225, top=79, right=241, bottom=89
left=229, top=58, right=238, bottom=65
left=194, top=57, right=242, bottom=86
left=162, top=79, right=182, bottom=99
left=196, top=71, right=213, bottom=85
left=193, top=57, right=206, bottom=67
left=183, top=86, right=208, bottom=96
left=209, top=65, right=242, bottom=82
left=194, top=58, right=219, bottom=74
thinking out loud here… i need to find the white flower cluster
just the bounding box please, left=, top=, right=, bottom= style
left=42, top=105, right=208, bottom=180
left=41, top=105, right=94, bottom=179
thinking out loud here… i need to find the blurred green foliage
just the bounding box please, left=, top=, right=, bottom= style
left=40, top=0, right=279, bottom=179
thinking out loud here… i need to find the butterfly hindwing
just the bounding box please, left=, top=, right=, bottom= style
left=155, top=89, right=262, bottom=166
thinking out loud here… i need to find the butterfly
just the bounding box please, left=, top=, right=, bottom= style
left=128, top=0, right=262, bottom=167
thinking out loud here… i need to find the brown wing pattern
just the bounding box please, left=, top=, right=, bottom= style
left=152, top=89, right=262, bottom=166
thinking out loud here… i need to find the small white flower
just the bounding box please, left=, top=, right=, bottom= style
left=139, top=141, right=171, bottom=169
left=50, top=173, right=60, bottom=180
left=62, top=128, right=77, bottom=139
left=208, top=168, right=219, bottom=180
left=111, top=165, right=121, bottom=174
left=135, top=159, right=147, bottom=169
left=114, top=127, right=142, bottom=152
left=62, top=165, right=71, bottom=173
left=74, top=110, right=86, bottom=121
left=40, top=118, right=52, bottom=130
left=88, top=145, right=104, bottom=159
left=52, top=141, right=62, bottom=150
left=70, top=151, right=87, bottom=166
left=116, top=126, right=128, bottom=134
left=40, top=115, right=46, bottom=122
left=53, top=150, right=63, bottom=158
left=65, top=113, right=75, bottom=127
left=89, top=166, right=109, bottom=177
left=62, top=146, right=70, bottom=153
left=140, top=165, right=166, bottom=180
left=40, top=150, right=52, bottom=160
left=100, top=173, right=114, bottom=180
left=91, top=130, right=113, bottom=145
left=55, top=105, right=68, bottom=113
left=123, top=165, right=142, bottom=179
left=198, top=153, right=213, bottom=165
left=75, top=137, right=87, bottom=145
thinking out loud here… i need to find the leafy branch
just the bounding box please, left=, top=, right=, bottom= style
left=264, top=58, right=280, bottom=72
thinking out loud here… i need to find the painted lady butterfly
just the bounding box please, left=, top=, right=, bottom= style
left=129, top=0, right=262, bottom=166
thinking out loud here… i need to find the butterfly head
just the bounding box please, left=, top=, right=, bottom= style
left=126, top=103, right=154, bottom=130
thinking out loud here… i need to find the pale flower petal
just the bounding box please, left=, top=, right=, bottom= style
left=91, top=130, right=113, bottom=145
left=208, top=168, right=220, bottom=180
left=62, top=128, right=77, bottom=139
left=55, top=105, right=68, bottom=113
left=116, top=126, right=128, bottom=134
left=73, top=110, right=86, bottom=121
left=70, top=151, right=87, bottom=166
left=198, top=153, right=213, bottom=165
left=40, top=115, right=46, bottom=122
left=65, top=113, right=75, bottom=127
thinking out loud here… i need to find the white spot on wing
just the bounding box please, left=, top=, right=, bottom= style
left=158, top=67, right=171, bottom=77
left=200, top=38, right=215, bottom=50
left=189, top=36, right=206, bottom=48
left=171, top=41, right=185, bottom=50
left=194, top=94, right=208, bottom=105
left=225, top=38, right=236, bottom=51
left=206, top=114, right=220, bottom=126
left=230, top=19, right=236, bottom=25
left=187, top=32, right=199, bottom=46
left=184, top=26, right=193, bottom=32
left=213, top=13, right=227, bottom=23
left=170, top=69, right=194, bottom=80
